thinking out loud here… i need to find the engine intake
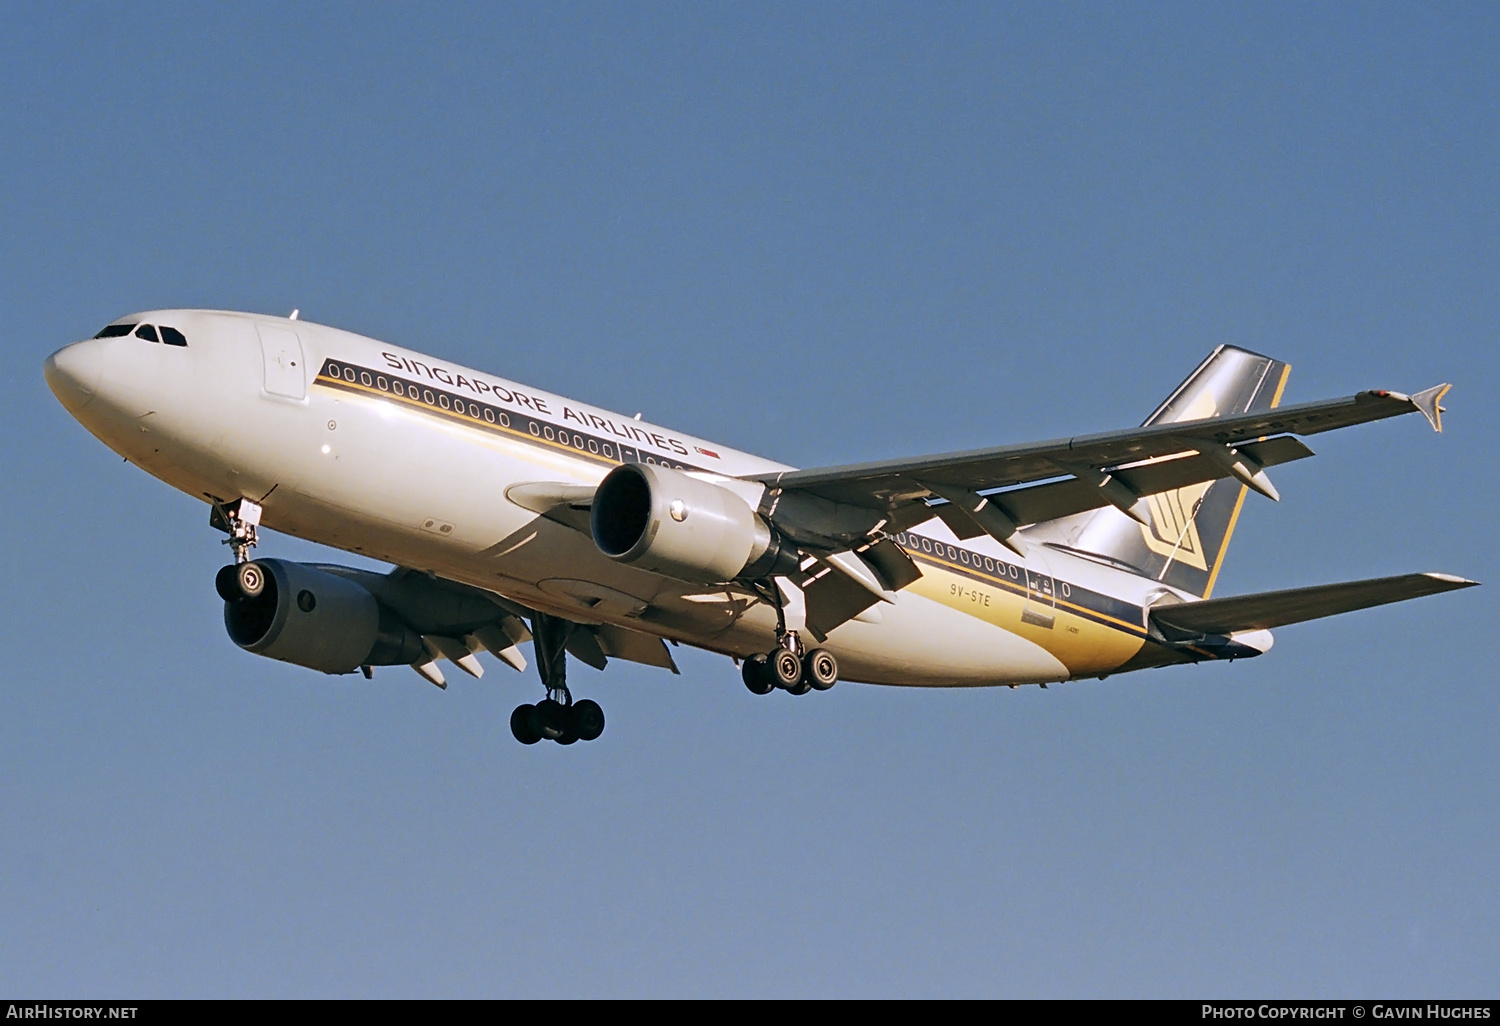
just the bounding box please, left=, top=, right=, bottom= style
left=591, top=463, right=797, bottom=584
left=217, top=559, right=424, bottom=674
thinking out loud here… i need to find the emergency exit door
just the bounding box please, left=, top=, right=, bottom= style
left=257, top=324, right=306, bottom=399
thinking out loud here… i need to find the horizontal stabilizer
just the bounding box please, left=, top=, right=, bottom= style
left=1152, top=572, right=1478, bottom=635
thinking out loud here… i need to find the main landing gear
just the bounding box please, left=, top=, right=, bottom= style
left=740, top=589, right=839, bottom=696
left=742, top=638, right=839, bottom=695
left=510, top=612, right=605, bottom=746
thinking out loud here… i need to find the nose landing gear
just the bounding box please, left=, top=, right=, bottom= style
left=510, top=612, right=606, bottom=746
left=209, top=498, right=263, bottom=564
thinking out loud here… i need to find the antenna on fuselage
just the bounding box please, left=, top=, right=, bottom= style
left=288, top=309, right=300, bottom=321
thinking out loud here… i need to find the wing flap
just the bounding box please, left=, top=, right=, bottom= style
left=595, top=623, right=680, bottom=673
left=993, top=436, right=1315, bottom=528
left=564, top=627, right=610, bottom=670
left=1151, top=572, right=1477, bottom=635
left=801, top=564, right=883, bottom=641
left=859, top=536, right=924, bottom=592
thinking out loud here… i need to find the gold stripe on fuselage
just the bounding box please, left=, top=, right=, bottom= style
left=312, top=359, right=711, bottom=474
left=896, top=542, right=1148, bottom=678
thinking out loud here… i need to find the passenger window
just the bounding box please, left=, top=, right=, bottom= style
left=135, top=324, right=160, bottom=342
left=159, top=326, right=188, bottom=347
left=94, top=324, right=136, bottom=338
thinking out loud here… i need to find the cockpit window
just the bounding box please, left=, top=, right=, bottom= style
left=94, top=323, right=136, bottom=338
left=135, top=324, right=159, bottom=342
left=159, top=325, right=188, bottom=347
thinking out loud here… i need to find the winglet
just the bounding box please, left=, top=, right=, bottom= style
left=1411, top=383, right=1451, bottom=432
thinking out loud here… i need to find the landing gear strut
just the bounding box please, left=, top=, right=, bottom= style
left=740, top=581, right=839, bottom=696
left=210, top=498, right=262, bottom=564
left=510, top=612, right=605, bottom=746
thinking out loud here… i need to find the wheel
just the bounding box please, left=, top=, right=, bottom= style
left=571, top=699, right=605, bottom=742
left=236, top=561, right=268, bottom=598
left=214, top=565, right=240, bottom=602
left=805, top=648, right=838, bottom=690
left=510, top=704, right=542, bottom=745
left=538, top=699, right=579, bottom=744
left=771, top=648, right=804, bottom=691
left=742, top=655, right=774, bottom=695
left=531, top=698, right=568, bottom=741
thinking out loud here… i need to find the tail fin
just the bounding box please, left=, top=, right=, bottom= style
left=1038, top=345, right=1291, bottom=597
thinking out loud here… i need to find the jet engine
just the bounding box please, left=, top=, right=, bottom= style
left=591, top=463, right=798, bottom=584
left=217, top=558, right=425, bottom=673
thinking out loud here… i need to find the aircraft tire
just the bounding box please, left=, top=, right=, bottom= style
left=771, top=648, right=804, bottom=692
left=236, top=561, right=268, bottom=598
left=214, top=565, right=241, bottom=602
left=572, top=699, right=605, bottom=742
left=530, top=699, right=565, bottom=740
left=805, top=649, right=838, bottom=690
left=742, top=655, right=774, bottom=695
left=510, top=704, right=542, bottom=745
left=532, top=699, right=580, bottom=744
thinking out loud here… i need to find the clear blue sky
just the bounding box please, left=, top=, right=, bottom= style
left=2, top=2, right=1496, bottom=997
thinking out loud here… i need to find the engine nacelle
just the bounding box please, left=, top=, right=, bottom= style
left=218, top=559, right=425, bottom=674
left=591, top=463, right=797, bottom=584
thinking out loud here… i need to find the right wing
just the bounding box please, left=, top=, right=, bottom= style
left=752, top=383, right=1451, bottom=637
left=749, top=384, right=1450, bottom=558
left=500, top=384, right=1453, bottom=640
left=754, top=385, right=1450, bottom=512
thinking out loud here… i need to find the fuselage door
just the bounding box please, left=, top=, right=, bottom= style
left=1021, top=559, right=1057, bottom=629
left=257, top=324, right=306, bottom=399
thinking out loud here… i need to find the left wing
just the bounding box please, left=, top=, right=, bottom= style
left=329, top=564, right=677, bottom=686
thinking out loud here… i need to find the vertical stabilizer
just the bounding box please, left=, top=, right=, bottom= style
left=1033, top=346, right=1291, bottom=598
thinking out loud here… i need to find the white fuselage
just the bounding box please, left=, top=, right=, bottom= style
left=46, top=310, right=1202, bottom=686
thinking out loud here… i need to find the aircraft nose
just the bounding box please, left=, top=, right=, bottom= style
left=44, top=339, right=103, bottom=412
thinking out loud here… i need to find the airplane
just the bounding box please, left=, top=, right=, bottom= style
left=43, top=310, right=1476, bottom=746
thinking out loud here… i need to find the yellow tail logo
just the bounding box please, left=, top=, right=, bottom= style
left=1139, top=480, right=1212, bottom=572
